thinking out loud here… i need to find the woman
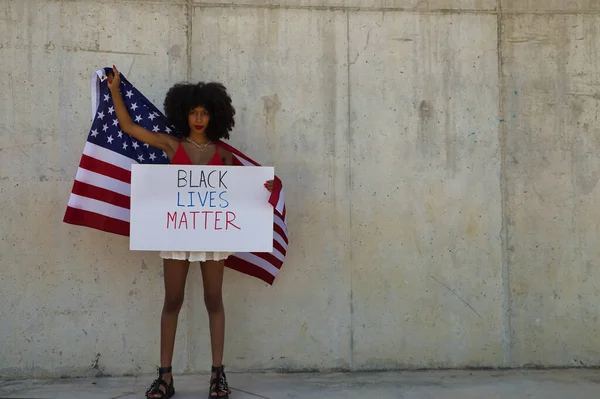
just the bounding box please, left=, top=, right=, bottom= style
left=107, top=65, right=273, bottom=399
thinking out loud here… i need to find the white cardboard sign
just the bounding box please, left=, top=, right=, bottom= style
left=129, top=164, right=274, bottom=252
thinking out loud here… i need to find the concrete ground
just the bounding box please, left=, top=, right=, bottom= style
left=1, top=369, right=599, bottom=399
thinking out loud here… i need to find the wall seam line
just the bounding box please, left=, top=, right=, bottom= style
left=497, top=0, right=512, bottom=368
left=346, top=9, right=355, bottom=372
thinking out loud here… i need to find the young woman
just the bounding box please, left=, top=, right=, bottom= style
left=107, top=65, right=273, bottom=399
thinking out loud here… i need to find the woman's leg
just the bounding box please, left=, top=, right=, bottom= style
left=200, top=259, right=226, bottom=368
left=200, top=259, right=230, bottom=397
left=147, top=258, right=190, bottom=398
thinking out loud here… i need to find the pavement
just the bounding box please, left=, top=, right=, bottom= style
left=1, top=369, right=600, bottom=399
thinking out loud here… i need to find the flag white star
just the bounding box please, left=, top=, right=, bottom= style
left=165, top=126, right=172, bottom=133
left=91, top=129, right=99, bottom=137
left=108, top=106, right=115, bottom=115
left=102, top=124, right=109, bottom=132
left=149, top=153, right=156, bottom=161
left=135, top=115, right=143, bottom=123
left=97, top=111, right=105, bottom=120
left=107, top=135, right=114, bottom=144
left=123, top=142, right=129, bottom=150
left=104, top=94, right=110, bottom=102
left=131, top=103, right=138, bottom=111
left=148, top=113, right=156, bottom=121
left=137, top=154, right=145, bottom=162
left=112, top=119, right=119, bottom=127
left=117, top=130, right=123, bottom=138
left=162, top=151, right=168, bottom=158
left=132, top=141, right=139, bottom=149
left=126, top=90, right=134, bottom=98
left=144, top=143, right=150, bottom=148
left=152, top=125, right=159, bottom=132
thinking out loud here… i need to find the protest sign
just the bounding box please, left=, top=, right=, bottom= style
left=130, top=165, right=274, bottom=252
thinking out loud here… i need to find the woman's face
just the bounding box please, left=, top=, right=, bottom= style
left=188, top=106, right=210, bottom=136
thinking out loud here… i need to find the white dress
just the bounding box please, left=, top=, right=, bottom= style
left=159, top=251, right=233, bottom=262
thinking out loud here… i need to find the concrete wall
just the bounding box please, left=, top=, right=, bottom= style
left=1, top=0, right=599, bottom=378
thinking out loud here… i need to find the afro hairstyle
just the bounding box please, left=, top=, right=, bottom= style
left=163, top=81, right=235, bottom=141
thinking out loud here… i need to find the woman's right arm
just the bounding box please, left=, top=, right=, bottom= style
left=107, top=65, right=177, bottom=155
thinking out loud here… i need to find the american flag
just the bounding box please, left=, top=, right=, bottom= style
left=63, top=67, right=288, bottom=285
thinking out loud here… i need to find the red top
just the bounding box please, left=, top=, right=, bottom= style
left=171, top=141, right=224, bottom=166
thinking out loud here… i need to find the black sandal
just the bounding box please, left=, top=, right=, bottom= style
left=145, top=366, right=175, bottom=399
left=209, top=365, right=231, bottom=398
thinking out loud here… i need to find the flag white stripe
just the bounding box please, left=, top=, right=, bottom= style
left=75, top=167, right=131, bottom=196
left=271, top=247, right=285, bottom=262
left=273, top=231, right=287, bottom=251
left=233, top=252, right=279, bottom=276
left=232, top=153, right=256, bottom=167
left=68, top=193, right=130, bottom=222
left=275, top=188, right=285, bottom=214
left=274, top=213, right=287, bottom=235
left=92, top=70, right=100, bottom=120
left=83, top=141, right=138, bottom=171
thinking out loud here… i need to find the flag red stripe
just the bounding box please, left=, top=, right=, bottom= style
left=231, top=156, right=244, bottom=167
left=275, top=209, right=285, bottom=220
left=273, top=240, right=286, bottom=255
left=273, top=223, right=288, bottom=244
left=63, top=207, right=129, bottom=236
left=225, top=257, right=276, bottom=285
left=71, top=180, right=131, bottom=209
left=79, top=154, right=132, bottom=183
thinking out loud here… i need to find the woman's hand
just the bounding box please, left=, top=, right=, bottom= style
left=264, top=180, right=274, bottom=193
left=107, top=65, right=121, bottom=92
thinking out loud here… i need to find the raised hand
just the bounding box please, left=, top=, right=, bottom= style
left=107, top=65, right=121, bottom=92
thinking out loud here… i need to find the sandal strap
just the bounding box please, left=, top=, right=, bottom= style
left=146, top=367, right=174, bottom=398
left=146, top=378, right=168, bottom=397
left=210, top=366, right=231, bottom=395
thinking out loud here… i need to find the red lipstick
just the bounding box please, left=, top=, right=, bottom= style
left=194, top=125, right=203, bottom=130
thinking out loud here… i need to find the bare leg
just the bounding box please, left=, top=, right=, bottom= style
left=201, top=259, right=226, bottom=367
left=200, top=259, right=228, bottom=397
left=148, top=258, right=190, bottom=398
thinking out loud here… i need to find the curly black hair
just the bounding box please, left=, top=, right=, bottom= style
left=163, top=82, right=235, bottom=141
